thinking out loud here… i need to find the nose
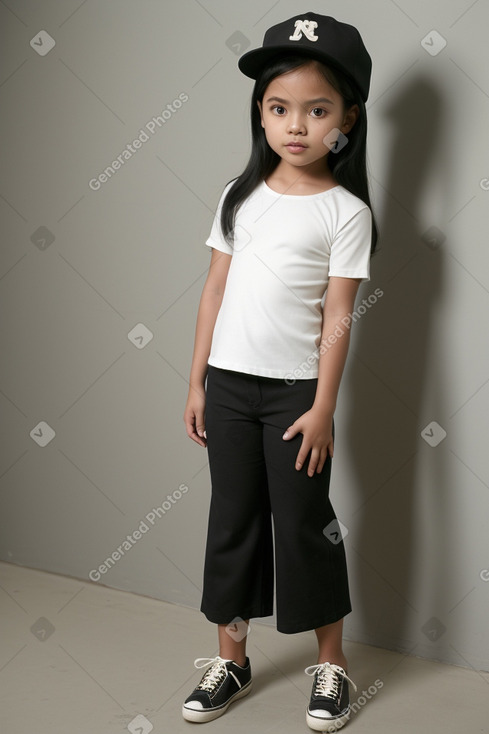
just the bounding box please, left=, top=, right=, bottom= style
left=287, top=111, right=306, bottom=135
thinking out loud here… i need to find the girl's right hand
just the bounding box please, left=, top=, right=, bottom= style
left=183, top=388, right=207, bottom=448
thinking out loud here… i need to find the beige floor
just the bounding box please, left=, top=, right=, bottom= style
left=0, top=561, right=487, bottom=734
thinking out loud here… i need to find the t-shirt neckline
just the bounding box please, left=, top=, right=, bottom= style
left=261, top=179, right=343, bottom=199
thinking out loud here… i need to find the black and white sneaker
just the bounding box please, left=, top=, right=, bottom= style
left=305, top=662, right=357, bottom=732
left=182, top=655, right=252, bottom=723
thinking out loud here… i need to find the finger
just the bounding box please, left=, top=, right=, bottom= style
left=316, top=448, right=328, bottom=474
left=192, top=407, right=205, bottom=437
left=194, top=416, right=207, bottom=446
left=191, top=429, right=207, bottom=447
left=185, top=415, right=207, bottom=447
left=282, top=424, right=297, bottom=440
left=307, top=447, right=320, bottom=477
left=295, top=441, right=310, bottom=471
left=328, top=436, right=334, bottom=458
left=195, top=422, right=206, bottom=438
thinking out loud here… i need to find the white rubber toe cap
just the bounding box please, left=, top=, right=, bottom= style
left=184, top=701, right=204, bottom=710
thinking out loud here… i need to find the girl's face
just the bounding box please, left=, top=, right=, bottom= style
left=257, top=62, right=358, bottom=176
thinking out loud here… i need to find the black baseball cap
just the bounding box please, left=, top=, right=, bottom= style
left=238, top=12, right=372, bottom=102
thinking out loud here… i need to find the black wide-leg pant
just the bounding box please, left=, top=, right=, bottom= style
left=200, top=365, right=351, bottom=634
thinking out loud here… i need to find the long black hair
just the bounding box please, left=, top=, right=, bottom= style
left=221, top=55, right=378, bottom=254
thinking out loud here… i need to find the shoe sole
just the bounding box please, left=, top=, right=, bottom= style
left=306, top=706, right=351, bottom=732
left=182, top=679, right=252, bottom=723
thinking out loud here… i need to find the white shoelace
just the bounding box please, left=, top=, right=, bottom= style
left=305, top=662, right=357, bottom=700
left=193, top=656, right=231, bottom=693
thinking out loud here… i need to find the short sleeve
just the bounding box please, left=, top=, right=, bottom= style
left=204, top=181, right=236, bottom=255
left=328, top=206, right=372, bottom=282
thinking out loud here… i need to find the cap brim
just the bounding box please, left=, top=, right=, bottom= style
left=238, top=45, right=331, bottom=79
left=237, top=45, right=367, bottom=102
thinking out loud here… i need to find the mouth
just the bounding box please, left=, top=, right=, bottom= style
left=286, top=142, right=307, bottom=153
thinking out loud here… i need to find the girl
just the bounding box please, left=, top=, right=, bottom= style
left=182, top=12, right=377, bottom=732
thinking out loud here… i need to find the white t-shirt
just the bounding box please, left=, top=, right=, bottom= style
left=205, top=179, right=372, bottom=380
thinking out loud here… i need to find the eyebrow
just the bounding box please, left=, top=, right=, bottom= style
left=265, top=95, right=335, bottom=105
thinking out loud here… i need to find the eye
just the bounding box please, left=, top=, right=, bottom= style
left=310, top=107, right=326, bottom=118
left=271, top=105, right=286, bottom=115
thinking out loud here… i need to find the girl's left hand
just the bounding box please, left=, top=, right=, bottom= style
left=282, top=408, right=334, bottom=477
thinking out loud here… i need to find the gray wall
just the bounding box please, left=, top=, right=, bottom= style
left=1, top=0, right=488, bottom=672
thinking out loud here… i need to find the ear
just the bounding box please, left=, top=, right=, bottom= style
left=256, top=100, right=265, bottom=128
left=341, top=104, right=359, bottom=134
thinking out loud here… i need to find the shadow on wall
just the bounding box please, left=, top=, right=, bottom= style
left=345, top=77, right=449, bottom=662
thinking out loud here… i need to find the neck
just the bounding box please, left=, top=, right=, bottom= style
left=272, top=158, right=335, bottom=188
